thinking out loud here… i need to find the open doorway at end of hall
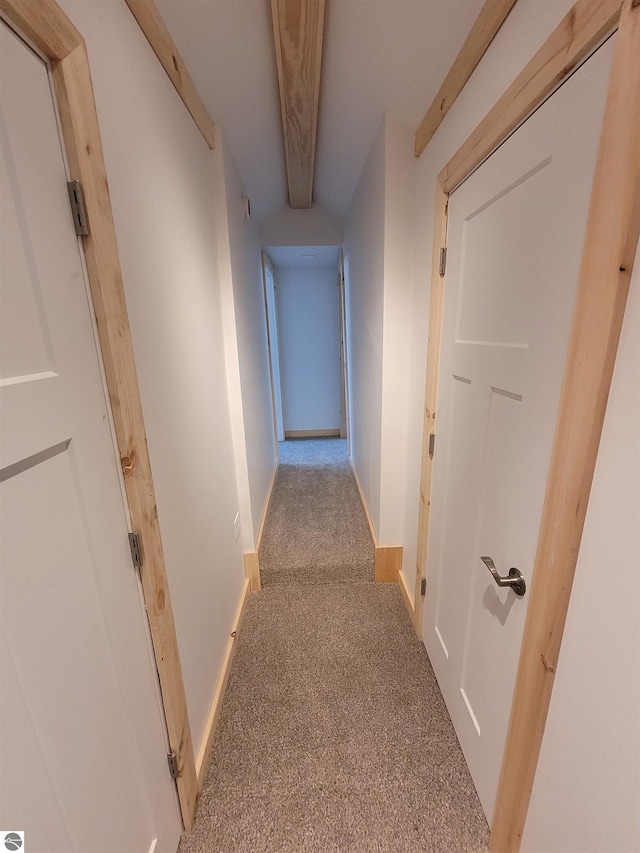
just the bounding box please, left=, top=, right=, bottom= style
left=261, top=246, right=350, bottom=446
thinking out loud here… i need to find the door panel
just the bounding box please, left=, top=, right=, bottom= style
left=1, top=636, right=73, bottom=852
left=0, top=21, right=181, bottom=852
left=263, top=260, right=284, bottom=443
left=2, top=452, right=153, bottom=849
left=424, top=38, right=615, bottom=823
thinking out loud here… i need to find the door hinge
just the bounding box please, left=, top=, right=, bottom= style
left=67, top=180, right=90, bottom=236
left=128, top=532, right=143, bottom=574
left=439, top=247, right=447, bottom=277
left=428, top=433, right=436, bottom=459
left=167, top=751, right=180, bottom=781
left=421, top=578, right=427, bottom=596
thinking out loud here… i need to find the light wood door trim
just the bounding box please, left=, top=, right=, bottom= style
left=0, top=0, right=198, bottom=829
left=413, top=184, right=448, bottom=639
left=271, top=0, right=326, bottom=208
left=439, top=0, right=623, bottom=193
left=415, top=0, right=517, bottom=158
left=0, top=0, right=81, bottom=56
left=491, top=2, right=640, bottom=847
left=124, top=0, right=215, bottom=149
left=413, top=0, right=634, bottom=847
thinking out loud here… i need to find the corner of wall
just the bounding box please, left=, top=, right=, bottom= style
left=378, top=112, right=417, bottom=546
left=216, top=128, right=277, bottom=549
left=342, top=117, right=386, bottom=538
left=212, top=130, right=256, bottom=550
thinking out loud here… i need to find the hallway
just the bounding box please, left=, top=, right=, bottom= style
left=2, top=2, right=639, bottom=849
left=259, top=439, right=374, bottom=586
left=179, top=439, right=488, bottom=852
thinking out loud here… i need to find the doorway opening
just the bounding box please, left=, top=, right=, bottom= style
left=261, top=245, right=349, bottom=449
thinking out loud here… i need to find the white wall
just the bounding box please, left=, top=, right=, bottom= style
left=59, top=0, right=246, bottom=753
left=261, top=204, right=343, bottom=247
left=522, top=249, right=640, bottom=853
left=343, top=119, right=386, bottom=534
left=275, top=265, right=341, bottom=432
left=379, top=114, right=417, bottom=544
left=342, top=112, right=416, bottom=545
left=216, top=132, right=277, bottom=545
left=213, top=135, right=255, bottom=551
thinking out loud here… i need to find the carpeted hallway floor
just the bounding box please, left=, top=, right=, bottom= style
left=178, top=438, right=489, bottom=853
left=259, top=439, right=375, bottom=586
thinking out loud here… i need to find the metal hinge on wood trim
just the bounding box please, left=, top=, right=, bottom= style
left=67, top=181, right=90, bottom=236
left=439, top=247, right=447, bottom=277
left=421, top=578, right=427, bottom=596
left=167, top=752, right=179, bottom=781
left=128, top=532, right=143, bottom=574
left=428, top=433, right=436, bottom=459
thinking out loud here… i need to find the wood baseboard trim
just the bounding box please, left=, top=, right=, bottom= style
left=284, top=429, right=341, bottom=438
left=256, top=462, right=278, bottom=553
left=242, top=460, right=279, bottom=595
left=349, top=459, right=379, bottom=546
left=244, top=551, right=261, bottom=593
left=398, top=569, right=415, bottom=622
left=375, top=545, right=402, bottom=583
left=195, top=577, right=250, bottom=789
left=349, top=460, right=403, bottom=583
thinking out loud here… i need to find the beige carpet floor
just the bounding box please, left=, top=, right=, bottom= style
left=178, top=439, right=489, bottom=853
left=259, top=439, right=375, bottom=586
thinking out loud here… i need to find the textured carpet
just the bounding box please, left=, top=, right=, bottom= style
left=178, top=584, right=489, bottom=853
left=178, top=438, right=489, bottom=852
left=259, top=439, right=375, bottom=586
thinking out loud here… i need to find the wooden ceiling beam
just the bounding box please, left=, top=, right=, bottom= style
left=415, top=0, right=517, bottom=158
left=271, top=0, right=326, bottom=209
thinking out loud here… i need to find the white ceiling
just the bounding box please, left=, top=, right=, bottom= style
left=153, top=0, right=485, bottom=224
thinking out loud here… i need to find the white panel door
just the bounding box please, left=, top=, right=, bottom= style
left=0, top=22, right=181, bottom=853
left=423, top=39, right=615, bottom=823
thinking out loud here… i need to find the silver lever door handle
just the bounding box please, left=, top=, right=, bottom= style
left=481, top=556, right=526, bottom=597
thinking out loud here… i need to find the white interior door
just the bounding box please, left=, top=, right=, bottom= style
left=0, top=22, right=181, bottom=852
left=423, top=38, right=615, bottom=824
left=263, top=259, right=284, bottom=442
left=338, top=258, right=350, bottom=443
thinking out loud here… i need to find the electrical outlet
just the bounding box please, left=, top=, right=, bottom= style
left=233, top=512, right=241, bottom=542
